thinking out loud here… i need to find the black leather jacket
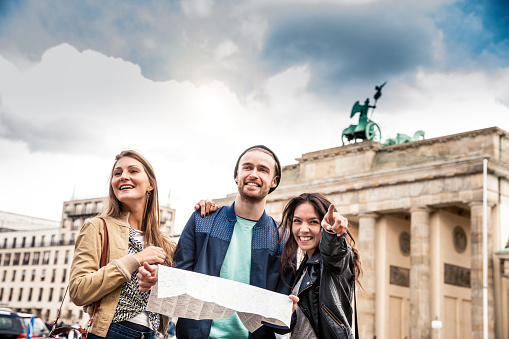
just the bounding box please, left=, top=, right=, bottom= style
left=292, top=229, right=356, bottom=339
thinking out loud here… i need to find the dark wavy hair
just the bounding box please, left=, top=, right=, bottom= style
left=277, top=193, right=362, bottom=287
left=101, top=150, right=176, bottom=267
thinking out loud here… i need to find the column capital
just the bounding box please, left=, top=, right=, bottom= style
left=409, top=206, right=433, bottom=214
left=358, top=212, right=379, bottom=219
left=468, top=200, right=495, bottom=208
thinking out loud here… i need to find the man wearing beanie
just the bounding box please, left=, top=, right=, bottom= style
left=139, top=145, right=293, bottom=339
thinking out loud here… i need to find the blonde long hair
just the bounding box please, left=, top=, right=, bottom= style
left=102, top=150, right=176, bottom=266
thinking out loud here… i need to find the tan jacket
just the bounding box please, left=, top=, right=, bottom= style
left=69, top=214, right=169, bottom=337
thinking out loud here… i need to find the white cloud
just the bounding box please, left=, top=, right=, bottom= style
left=214, top=40, right=239, bottom=60
left=181, top=0, right=215, bottom=18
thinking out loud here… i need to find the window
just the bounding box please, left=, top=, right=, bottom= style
left=13, top=253, right=20, bottom=265
left=75, top=204, right=82, bottom=214
left=32, top=252, right=40, bottom=265
left=38, top=288, right=43, bottom=302
left=12, top=238, right=17, bottom=248
left=62, top=269, right=67, bottom=283
left=85, top=203, right=93, bottom=214
left=60, top=234, right=65, bottom=245
left=41, top=269, right=46, bottom=281
left=70, top=233, right=75, bottom=245
left=18, top=288, right=23, bottom=301
left=64, top=250, right=70, bottom=264
left=2, top=238, right=6, bottom=248
left=22, top=252, right=30, bottom=265
left=54, top=251, right=59, bottom=265
left=65, top=204, right=71, bottom=213
left=51, top=235, right=56, bottom=246
left=28, top=288, right=32, bottom=302
left=51, top=269, right=56, bottom=283
left=21, top=237, right=26, bottom=248
left=31, top=269, right=36, bottom=281
left=2, top=270, right=6, bottom=282
left=73, top=219, right=81, bottom=230
left=48, top=288, right=53, bottom=302
left=41, top=235, right=45, bottom=246
left=3, top=253, right=11, bottom=266
left=96, top=202, right=103, bottom=213
left=0, top=287, right=3, bottom=301
left=11, top=270, right=16, bottom=281
left=31, top=236, right=36, bottom=247
left=8, top=288, right=13, bottom=301
left=0, top=253, right=2, bottom=265
left=42, top=251, right=50, bottom=265
left=21, top=270, right=26, bottom=282
left=59, top=287, right=64, bottom=302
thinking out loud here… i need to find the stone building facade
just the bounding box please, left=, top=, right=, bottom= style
left=215, top=127, right=509, bottom=339
left=0, top=197, right=177, bottom=325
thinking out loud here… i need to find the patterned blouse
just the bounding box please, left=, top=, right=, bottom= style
left=111, top=227, right=159, bottom=330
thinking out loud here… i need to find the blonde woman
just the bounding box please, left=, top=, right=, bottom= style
left=70, top=150, right=176, bottom=339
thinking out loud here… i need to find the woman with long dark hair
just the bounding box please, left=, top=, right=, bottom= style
left=278, top=193, right=362, bottom=339
left=69, top=150, right=176, bottom=338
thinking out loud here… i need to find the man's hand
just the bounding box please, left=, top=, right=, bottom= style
left=137, top=262, right=158, bottom=292
left=133, top=245, right=166, bottom=265
left=321, top=204, right=348, bottom=236
left=289, top=295, right=299, bottom=313
left=194, top=199, right=219, bottom=217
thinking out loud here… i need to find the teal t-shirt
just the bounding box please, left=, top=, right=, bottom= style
left=209, top=216, right=256, bottom=339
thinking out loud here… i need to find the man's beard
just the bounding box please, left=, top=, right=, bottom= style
left=238, top=183, right=268, bottom=203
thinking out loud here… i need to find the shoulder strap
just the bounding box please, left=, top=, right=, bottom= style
left=50, top=217, right=109, bottom=337
left=99, top=217, right=109, bottom=267
left=87, top=217, right=109, bottom=328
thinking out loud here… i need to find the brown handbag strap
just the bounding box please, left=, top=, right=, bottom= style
left=50, top=217, right=109, bottom=337
left=49, top=286, right=70, bottom=336
left=87, top=217, right=109, bottom=328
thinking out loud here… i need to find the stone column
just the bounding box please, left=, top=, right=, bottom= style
left=430, top=213, right=440, bottom=339
left=358, top=213, right=378, bottom=339
left=469, top=202, right=495, bottom=339
left=375, top=218, right=387, bottom=339
left=410, top=207, right=431, bottom=339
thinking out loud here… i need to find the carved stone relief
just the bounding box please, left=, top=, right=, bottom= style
left=399, top=231, right=411, bottom=257
left=390, top=265, right=410, bottom=287
left=444, top=263, right=470, bottom=288
left=453, top=226, right=467, bottom=253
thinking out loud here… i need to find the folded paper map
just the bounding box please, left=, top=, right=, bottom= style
left=146, top=266, right=293, bottom=333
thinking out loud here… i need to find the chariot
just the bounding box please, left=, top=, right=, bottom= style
left=341, top=82, right=385, bottom=145
left=341, top=99, right=381, bottom=145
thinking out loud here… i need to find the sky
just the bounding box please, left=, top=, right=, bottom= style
left=0, top=0, right=508, bottom=231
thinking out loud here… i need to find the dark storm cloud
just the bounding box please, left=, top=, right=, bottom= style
left=0, top=0, right=184, bottom=79
left=1, top=0, right=508, bottom=103
left=0, top=0, right=256, bottom=85
left=260, top=4, right=435, bottom=94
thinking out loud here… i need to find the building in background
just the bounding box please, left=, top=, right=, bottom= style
left=215, top=127, right=509, bottom=339
left=0, top=197, right=177, bottom=325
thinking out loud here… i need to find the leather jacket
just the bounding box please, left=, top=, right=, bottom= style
left=293, top=229, right=356, bottom=339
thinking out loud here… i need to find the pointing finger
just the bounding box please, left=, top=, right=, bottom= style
left=326, top=204, right=335, bottom=230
